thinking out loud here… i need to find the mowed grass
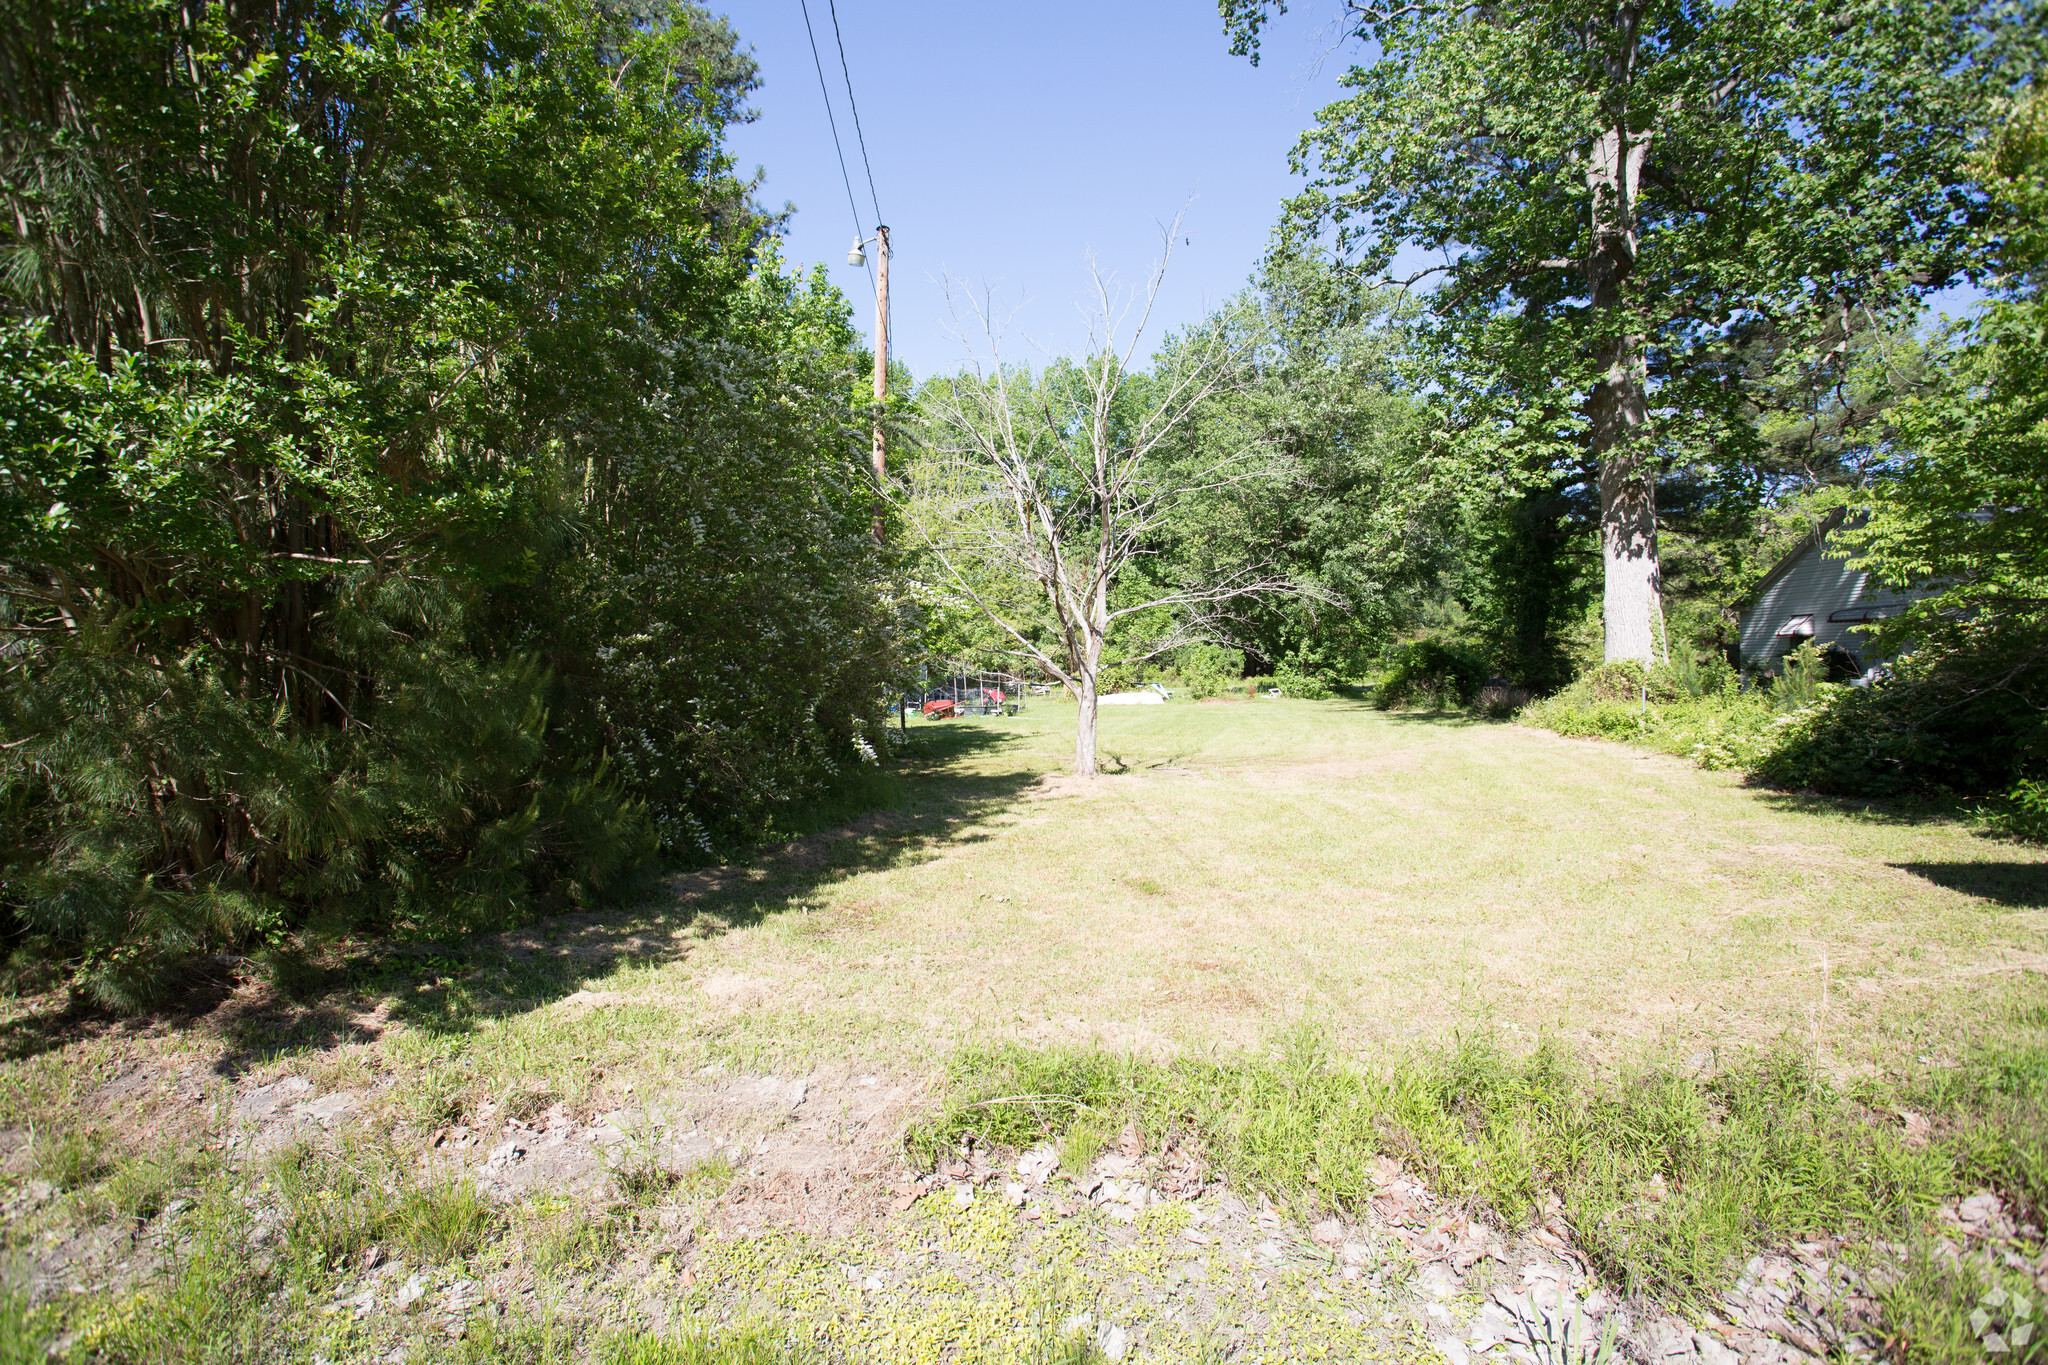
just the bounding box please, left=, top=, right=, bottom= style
left=5, top=697, right=2044, bottom=1363
left=670, top=696, right=2047, bottom=1076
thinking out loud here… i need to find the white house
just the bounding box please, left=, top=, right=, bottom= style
left=1736, top=508, right=1930, bottom=674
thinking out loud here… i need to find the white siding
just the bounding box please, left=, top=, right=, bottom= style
left=1738, top=538, right=1924, bottom=670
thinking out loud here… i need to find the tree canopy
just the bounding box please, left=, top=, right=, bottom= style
left=0, top=0, right=898, bottom=1005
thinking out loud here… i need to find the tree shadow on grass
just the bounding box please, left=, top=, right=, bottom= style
left=304, top=721, right=1040, bottom=1046
left=1380, top=708, right=1483, bottom=726
left=0, top=724, right=1041, bottom=1077
left=1746, top=787, right=1973, bottom=831
left=1893, top=862, right=2048, bottom=908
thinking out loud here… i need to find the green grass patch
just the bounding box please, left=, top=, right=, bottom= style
left=268, top=1140, right=501, bottom=1269
left=60, top=1193, right=287, bottom=1363
left=391, top=1177, right=498, bottom=1264
left=913, top=1024, right=2048, bottom=1312
left=29, top=1126, right=107, bottom=1189
left=601, top=1325, right=820, bottom=1365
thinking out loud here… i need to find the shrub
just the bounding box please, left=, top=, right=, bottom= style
left=1523, top=627, right=2048, bottom=811
left=1273, top=663, right=1333, bottom=699
left=1374, top=635, right=1490, bottom=709
left=1991, top=779, right=2048, bottom=844
left=1520, top=677, right=1791, bottom=771
left=1474, top=683, right=1531, bottom=719
left=1095, top=664, right=1138, bottom=694
left=1577, top=659, right=1668, bottom=704
left=1171, top=644, right=1245, bottom=698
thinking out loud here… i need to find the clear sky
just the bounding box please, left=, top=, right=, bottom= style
left=718, top=0, right=1355, bottom=381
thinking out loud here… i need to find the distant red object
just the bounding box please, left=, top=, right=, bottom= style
left=987, top=689, right=1005, bottom=705
left=922, top=699, right=956, bottom=718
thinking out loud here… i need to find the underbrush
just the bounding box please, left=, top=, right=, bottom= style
left=1374, top=636, right=1491, bottom=710
left=1519, top=641, right=2047, bottom=839
left=911, top=1010, right=2048, bottom=1338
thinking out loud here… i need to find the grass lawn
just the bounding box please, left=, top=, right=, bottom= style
left=671, top=696, right=2046, bottom=1074
left=2, top=697, right=2043, bottom=1363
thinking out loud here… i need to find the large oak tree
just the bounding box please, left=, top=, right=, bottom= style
left=1224, top=0, right=2032, bottom=662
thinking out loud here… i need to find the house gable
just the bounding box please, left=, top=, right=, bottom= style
left=1736, top=511, right=1925, bottom=670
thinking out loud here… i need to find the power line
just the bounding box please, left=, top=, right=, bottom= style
left=825, top=0, right=882, bottom=227
left=796, top=0, right=874, bottom=295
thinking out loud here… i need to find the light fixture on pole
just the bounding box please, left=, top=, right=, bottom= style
left=847, top=239, right=867, bottom=267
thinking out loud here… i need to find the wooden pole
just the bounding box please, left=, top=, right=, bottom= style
left=871, top=224, right=890, bottom=542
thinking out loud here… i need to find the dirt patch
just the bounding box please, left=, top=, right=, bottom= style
left=1024, top=773, right=1118, bottom=801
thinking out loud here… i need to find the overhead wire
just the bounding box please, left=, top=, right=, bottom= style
left=796, top=0, right=875, bottom=297
left=825, top=0, right=883, bottom=228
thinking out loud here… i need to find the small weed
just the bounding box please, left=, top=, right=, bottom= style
left=453, top=1307, right=578, bottom=1365
left=1029, top=1336, right=1111, bottom=1365
left=270, top=1138, right=397, bottom=1263
left=391, top=1178, right=498, bottom=1264
left=62, top=1194, right=282, bottom=1359
left=498, top=1081, right=558, bottom=1123
left=1057, top=1120, right=1105, bottom=1181
left=29, top=1128, right=106, bottom=1189
left=1876, top=1240, right=2048, bottom=1364
left=409, top=1068, right=474, bottom=1129
left=95, top=1154, right=175, bottom=1221
left=612, top=1157, right=681, bottom=1205
left=313, top=1048, right=379, bottom=1093
left=0, top=1285, right=53, bottom=1365
left=525, top=1202, right=624, bottom=1273
left=679, top=1151, right=737, bottom=1196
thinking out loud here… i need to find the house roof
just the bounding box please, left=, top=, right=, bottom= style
left=1739, top=506, right=1849, bottom=611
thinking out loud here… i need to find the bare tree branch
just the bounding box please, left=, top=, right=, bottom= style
left=895, top=211, right=1316, bottom=775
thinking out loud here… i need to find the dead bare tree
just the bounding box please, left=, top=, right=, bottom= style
left=902, top=223, right=1305, bottom=776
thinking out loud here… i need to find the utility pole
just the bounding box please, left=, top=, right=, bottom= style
left=871, top=223, right=890, bottom=543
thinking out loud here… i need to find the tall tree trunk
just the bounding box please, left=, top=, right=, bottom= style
left=1592, top=334, right=1659, bottom=664
left=1075, top=667, right=1098, bottom=777
left=1585, top=113, right=1661, bottom=665
left=1074, top=578, right=1106, bottom=775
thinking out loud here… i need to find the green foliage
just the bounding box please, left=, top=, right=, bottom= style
left=1523, top=629, right=2048, bottom=811
left=1991, top=779, right=2048, bottom=844
left=0, top=0, right=901, bottom=994
left=0, top=1287, right=51, bottom=1365
left=1455, top=487, right=1599, bottom=693
left=390, top=1178, right=499, bottom=1264
left=62, top=1193, right=283, bottom=1362
left=1154, top=258, right=1437, bottom=677
left=1755, top=631, right=2048, bottom=801
left=1838, top=87, right=2048, bottom=670
left=1170, top=644, right=1244, bottom=698
left=1373, top=634, right=1489, bottom=709
left=28, top=1126, right=105, bottom=1189
left=455, top=1312, right=578, bottom=1365
left=1272, top=663, right=1333, bottom=700
left=90, top=1153, right=177, bottom=1222
left=1227, top=0, right=2028, bottom=670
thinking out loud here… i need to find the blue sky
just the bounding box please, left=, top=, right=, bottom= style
left=719, top=1, right=1355, bottom=380
left=716, top=2, right=1983, bottom=380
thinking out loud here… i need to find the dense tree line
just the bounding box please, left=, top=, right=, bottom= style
left=906, top=0, right=2042, bottom=807
left=0, top=0, right=899, bottom=1006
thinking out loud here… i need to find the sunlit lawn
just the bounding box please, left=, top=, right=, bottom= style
left=637, top=695, right=2048, bottom=1079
